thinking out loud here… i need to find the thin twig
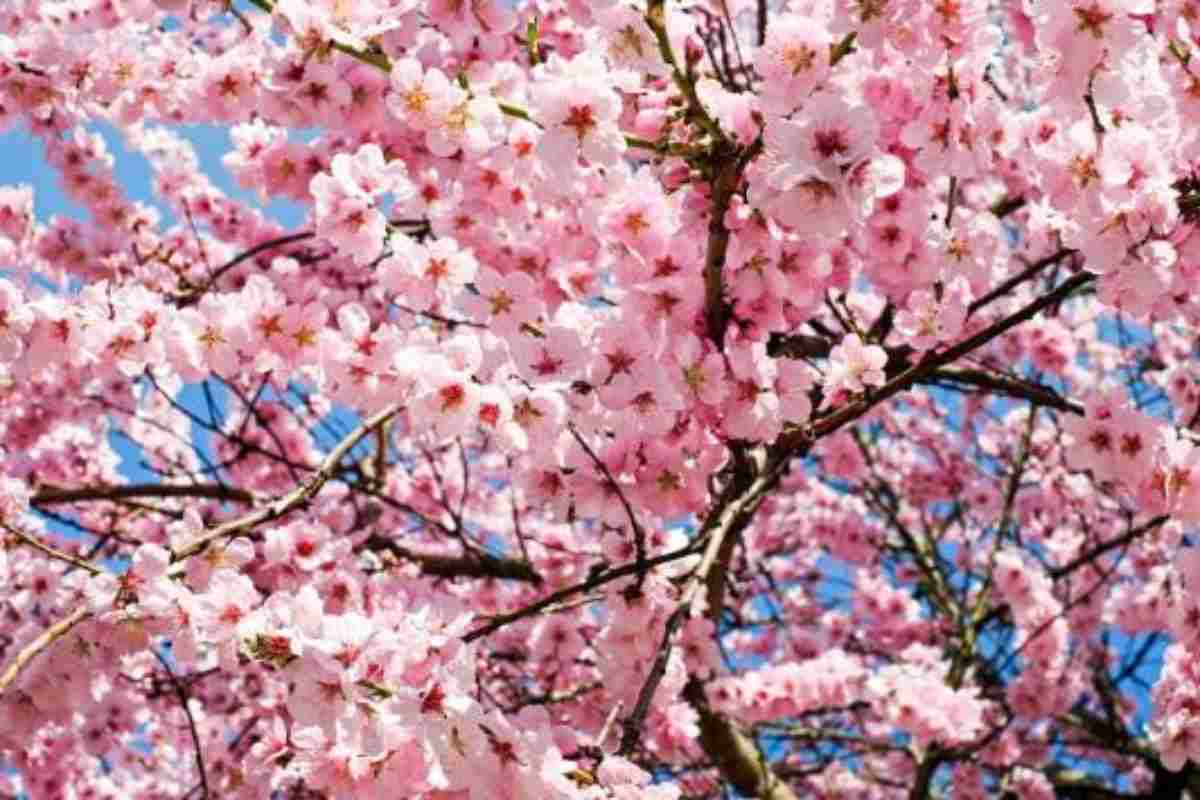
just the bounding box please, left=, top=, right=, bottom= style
left=2, top=521, right=101, bottom=575
left=567, top=423, right=648, bottom=581
left=176, top=232, right=315, bottom=306
left=152, top=649, right=210, bottom=800
left=463, top=542, right=704, bottom=644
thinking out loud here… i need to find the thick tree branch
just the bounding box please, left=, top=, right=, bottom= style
left=703, top=151, right=742, bottom=348
left=681, top=270, right=1098, bottom=795
left=618, top=450, right=783, bottom=755
left=684, top=679, right=799, bottom=800
left=32, top=482, right=255, bottom=506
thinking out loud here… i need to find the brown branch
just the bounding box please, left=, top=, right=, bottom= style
left=619, top=450, right=783, bottom=755
left=567, top=423, right=648, bottom=580
left=175, top=231, right=316, bottom=306
left=1049, top=515, right=1169, bottom=579
left=703, top=142, right=760, bottom=348
left=152, top=649, right=210, bottom=800
left=170, top=403, right=402, bottom=564
left=363, top=535, right=542, bottom=584
left=908, top=751, right=941, bottom=800
left=462, top=541, right=704, bottom=644
left=684, top=679, right=799, bottom=800
left=33, top=482, right=254, bottom=506
left=966, top=248, right=1075, bottom=319
left=675, top=268, right=1097, bottom=797
left=766, top=333, right=1079, bottom=413
left=779, top=270, right=1095, bottom=452
left=929, top=367, right=1083, bottom=414
left=2, top=521, right=101, bottom=575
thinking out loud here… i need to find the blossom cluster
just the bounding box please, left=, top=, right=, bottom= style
left=7, top=0, right=1200, bottom=796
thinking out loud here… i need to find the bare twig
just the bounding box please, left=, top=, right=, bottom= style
left=1049, top=515, right=1169, bottom=579
left=567, top=423, right=648, bottom=580
left=152, top=649, right=210, bottom=800
left=966, top=248, right=1075, bottom=319
left=463, top=542, right=703, bottom=644
left=151, top=652, right=210, bottom=800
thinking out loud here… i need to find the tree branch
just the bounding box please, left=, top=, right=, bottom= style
left=619, top=449, right=783, bottom=755
left=684, top=679, right=799, bottom=800
left=175, top=231, right=316, bottom=306
left=463, top=542, right=705, bottom=644
left=152, top=649, right=210, bottom=800
left=1, top=521, right=101, bottom=575
left=32, top=482, right=255, bottom=506
left=170, top=403, right=402, bottom=564
left=1049, top=515, right=1170, bottom=579
left=779, top=271, right=1096, bottom=451
left=567, top=423, right=648, bottom=580
left=0, top=605, right=92, bottom=695
left=363, top=535, right=542, bottom=584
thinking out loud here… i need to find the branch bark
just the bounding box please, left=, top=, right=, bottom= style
left=175, top=231, right=316, bottom=306
left=152, top=649, right=210, bottom=800
left=2, top=521, right=100, bottom=575
left=685, top=679, right=799, bottom=800
left=618, top=449, right=783, bottom=755
left=32, top=482, right=254, bottom=506
left=0, top=605, right=92, bottom=695
left=364, top=535, right=542, bottom=584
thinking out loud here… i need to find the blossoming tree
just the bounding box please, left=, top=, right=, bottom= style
left=6, top=0, right=1200, bottom=796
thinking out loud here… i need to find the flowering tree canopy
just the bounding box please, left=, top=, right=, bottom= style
left=8, top=0, right=1200, bottom=797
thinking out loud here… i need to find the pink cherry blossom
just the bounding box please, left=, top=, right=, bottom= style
left=4, top=2, right=1200, bottom=797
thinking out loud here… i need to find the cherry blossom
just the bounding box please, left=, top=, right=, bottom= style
left=4, top=1, right=1200, bottom=798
